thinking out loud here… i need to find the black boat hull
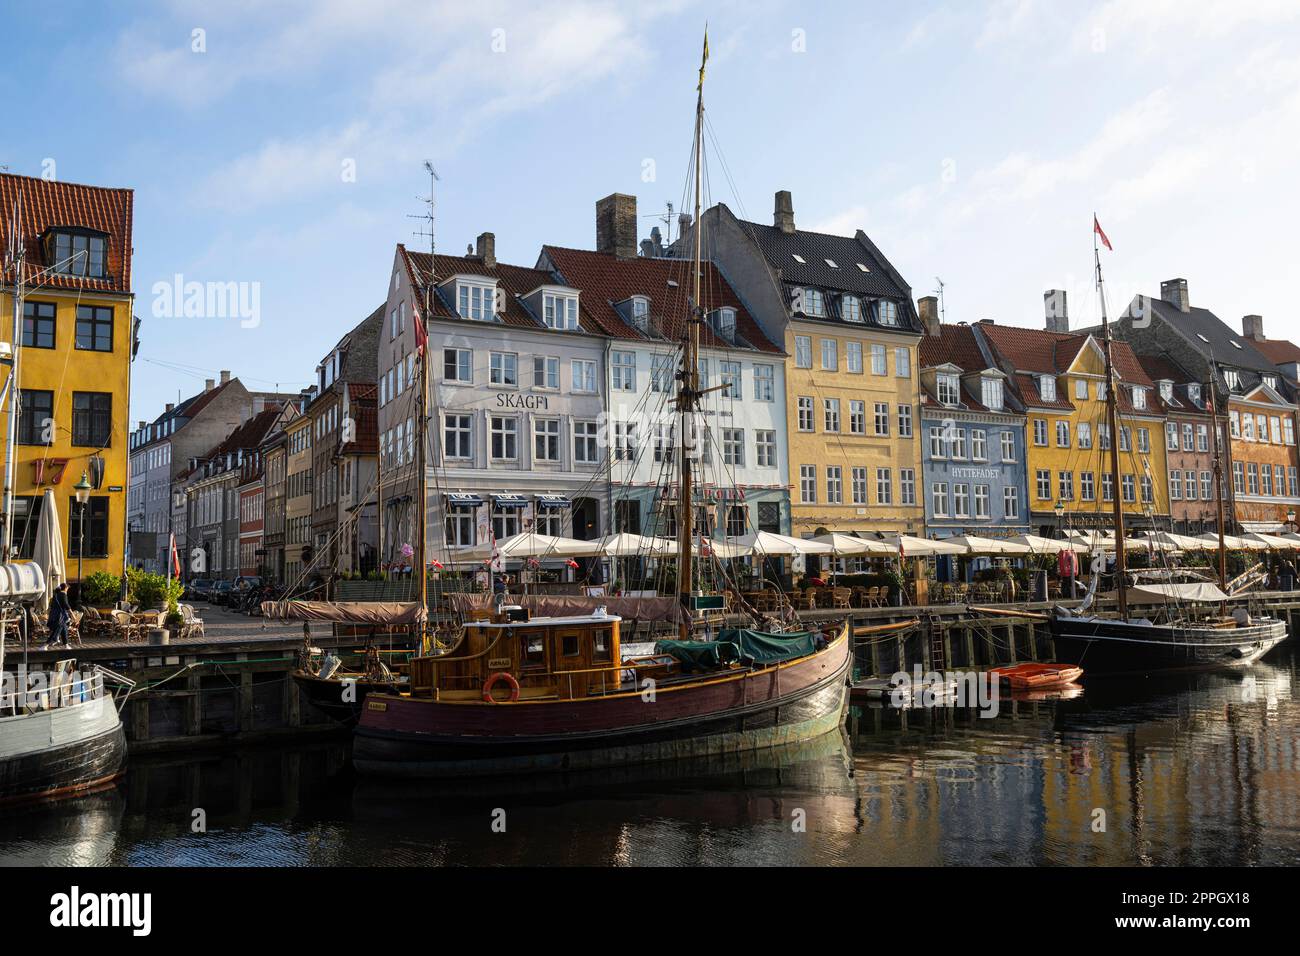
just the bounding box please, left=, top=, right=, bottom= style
left=0, top=724, right=127, bottom=805
left=293, top=671, right=403, bottom=725
left=1051, top=614, right=1287, bottom=676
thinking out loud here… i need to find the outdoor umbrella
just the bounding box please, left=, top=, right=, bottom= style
left=727, top=530, right=833, bottom=555
left=808, top=532, right=896, bottom=555
left=943, top=534, right=1032, bottom=555
left=1004, top=534, right=1089, bottom=554
left=884, top=534, right=966, bottom=557
left=1196, top=532, right=1267, bottom=551
left=1241, top=532, right=1299, bottom=550
left=595, top=532, right=677, bottom=557
left=31, top=488, right=66, bottom=614
left=452, top=532, right=606, bottom=563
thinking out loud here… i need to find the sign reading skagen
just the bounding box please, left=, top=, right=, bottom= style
left=495, top=393, right=549, bottom=409
left=950, top=467, right=1000, bottom=479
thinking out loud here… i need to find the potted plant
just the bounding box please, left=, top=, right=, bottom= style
left=80, top=571, right=121, bottom=611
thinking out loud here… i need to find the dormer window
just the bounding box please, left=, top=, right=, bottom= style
left=1159, top=381, right=1173, bottom=402
left=1188, top=383, right=1201, bottom=403
left=711, top=307, right=736, bottom=342
left=1264, top=374, right=1278, bottom=389
left=981, top=376, right=1004, bottom=411
left=1132, top=386, right=1146, bottom=410
left=46, top=228, right=108, bottom=278
left=937, top=373, right=960, bottom=407
left=796, top=288, right=825, bottom=317
left=841, top=295, right=863, bottom=323
left=1039, top=375, right=1057, bottom=401
left=1223, top=368, right=1241, bottom=390
left=630, top=296, right=650, bottom=331
left=876, top=300, right=899, bottom=327
left=455, top=279, right=497, bottom=321
left=543, top=291, right=579, bottom=330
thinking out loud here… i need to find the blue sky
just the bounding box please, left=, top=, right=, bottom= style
left=5, top=0, right=1300, bottom=419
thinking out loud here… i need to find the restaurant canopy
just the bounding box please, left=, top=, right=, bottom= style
left=1136, top=531, right=1212, bottom=552
left=887, top=534, right=966, bottom=556
left=1241, top=532, right=1300, bottom=550
left=452, top=532, right=607, bottom=563
left=941, top=535, right=1033, bottom=555
left=1196, top=532, right=1267, bottom=551
left=596, top=532, right=678, bottom=557
left=1004, top=534, right=1090, bottom=554
left=808, top=532, right=897, bottom=555
left=727, top=531, right=832, bottom=556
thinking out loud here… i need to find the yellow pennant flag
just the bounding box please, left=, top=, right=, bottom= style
left=698, top=28, right=709, bottom=90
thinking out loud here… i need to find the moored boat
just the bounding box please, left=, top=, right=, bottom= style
left=988, top=662, right=1083, bottom=689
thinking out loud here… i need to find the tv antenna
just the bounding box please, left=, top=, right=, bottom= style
left=933, top=277, right=946, bottom=322
left=407, top=161, right=440, bottom=312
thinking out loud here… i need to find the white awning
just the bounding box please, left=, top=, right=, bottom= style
left=808, top=532, right=897, bottom=555
left=727, top=531, right=833, bottom=555
left=1127, top=582, right=1231, bottom=603
left=942, top=534, right=1033, bottom=555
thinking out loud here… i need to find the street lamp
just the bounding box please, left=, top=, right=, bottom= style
left=73, top=471, right=92, bottom=590
left=1054, top=500, right=1065, bottom=535
left=1288, top=507, right=1296, bottom=531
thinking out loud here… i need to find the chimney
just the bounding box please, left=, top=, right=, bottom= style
left=219, top=369, right=231, bottom=384
left=475, top=232, right=496, bottom=268
left=137, top=420, right=146, bottom=430
left=918, top=296, right=941, bottom=337
left=165, top=403, right=174, bottom=412
left=678, top=213, right=692, bottom=237
left=205, top=378, right=215, bottom=392
left=774, top=190, right=795, bottom=234
left=1160, top=278, right=1190, bottom=313
left=1242, top=314, right=1265, bottom=341
left=1044, top=289, right=1069, bottom=332
left=595, top=193, right=638, bottom=258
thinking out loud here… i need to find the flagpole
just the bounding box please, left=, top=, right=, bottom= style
left=1095, top=212, right=1127, bottom=618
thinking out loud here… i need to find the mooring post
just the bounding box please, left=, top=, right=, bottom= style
left=1007, top=624, right=1017, bottom=662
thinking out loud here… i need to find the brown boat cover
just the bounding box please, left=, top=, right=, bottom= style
left=447, top=593, right=682, bottom=623
left=261, top=600, right=427, bottom=625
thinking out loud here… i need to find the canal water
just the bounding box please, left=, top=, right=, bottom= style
left=2, top=648, right=1297, bottom=867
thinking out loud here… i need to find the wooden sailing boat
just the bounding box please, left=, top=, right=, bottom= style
left=1049, top=217, right=1288, bottom=674
left=0, top=185, right=130, bottom=803
left=350, top=31, right=851, bottom=778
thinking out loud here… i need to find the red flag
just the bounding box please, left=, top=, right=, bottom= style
left=169, top=533, right=181, bottom=577
left=1093, top=216, right=1112, bottom=251
left=412, top=299, right=427, bottom=356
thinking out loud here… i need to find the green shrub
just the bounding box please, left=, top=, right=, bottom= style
left=133, top=571, right=184, bottom=611
left=81, top=571, right=121, bottom=606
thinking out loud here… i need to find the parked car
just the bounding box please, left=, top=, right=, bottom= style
left=211, top=579, right=235, bottom=606
left=187, top=579, right=214, bottom=602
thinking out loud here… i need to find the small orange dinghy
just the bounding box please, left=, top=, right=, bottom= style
left=989, top=662, right=1083, bottom=690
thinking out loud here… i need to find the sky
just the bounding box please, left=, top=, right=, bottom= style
left=5, top=0, right=1300, bottom=420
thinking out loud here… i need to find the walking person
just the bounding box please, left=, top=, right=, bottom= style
left=45, top=583, right=73, bottom=649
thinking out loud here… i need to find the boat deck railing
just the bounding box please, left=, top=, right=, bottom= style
left=0, top=669, right=106, bottom=718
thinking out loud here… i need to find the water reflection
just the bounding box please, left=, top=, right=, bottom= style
left=0, top=649, right=1296, bottom=866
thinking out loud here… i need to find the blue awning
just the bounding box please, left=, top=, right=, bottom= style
left=536, top=495, right=571, bottom=508
left=492, top=494, right=528, bottom=509
left=446, top=493, right=483, bottom=506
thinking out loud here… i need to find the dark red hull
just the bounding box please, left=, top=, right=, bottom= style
left=353, top=628, right=851, bottom=778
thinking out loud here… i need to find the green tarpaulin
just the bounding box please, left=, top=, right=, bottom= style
left=655, top=629, right=818, bottom=671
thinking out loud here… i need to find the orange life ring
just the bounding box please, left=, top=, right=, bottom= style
left=482, top=671, right=521, bottom=703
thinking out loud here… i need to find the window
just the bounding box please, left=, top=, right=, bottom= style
left=754, top=364, right=775, bottom=402
left=971, top=429, right=987, bottom=460
left=1122, top=475, right=1136, bottom=503
left=982, top=377, right=1003, bottom=410
left=953, top=484, right=970, bottom=518
left=795, top=336, right=812, bottom=368
left=1195, top=424, right=1208, bottom=452
left=1132, top=387, right=1146, bottom=410
left=613, top=422, right=637, bottom=461
left=1182, top=423, right=1194, bottom=451
left=1201, top=471, right=1213, bottom=499
left=458, top=282, right=495, bottom=320
left=1224, top=368, right=1241, bottom=390
left=574, top=421, right=598, bottom=463
left=1271, top=416, right=1283, bottom=444
left=720, top=361, right=741, bottom=399
left=72, top=392, right=112, bottom=446
left=874, top=402, right=890, bottom=436
left=1138, top=428, right=1150, bottom=454
left=931, top=482, right=949, bottom=516
left=492, top=503, right=520, bottom=541
left=1003, top=487, right=1019, bottom=519
left=18, top=389, right=53, bottom=445
left=1036, top=469, right=1051, bottom=500
left=723, top=428, right=745, bottom=466
left=1290, top=467, right=1298, bottom=497
left=937, top=373, right=959, bottom=406
left=654, top=422, right=675, bottom=463
left=821, top=339, right=838, bottom=371
left=851, top=467, right=867, bottom=504
left=954, top=430, right=969, bottom=460
left=841, top=295, right=862, bottom=322
left=876, top=300, right=898, bottom=326
left=898, top=404, right=913, bottom=437
left=75, top=305, right=113, bottom=351
left=1166, top=422, right=1179, bottom=450
left=756, top=430, right=776, bottom=467
left=725, top=504, right=747, bottom=537
left=1286, top=419, right=1296, bottom=445
left=797, top=396, right=815, bottom=432
left=800, top=465, right=817, bottom=503
left=849, top=400, right=865, bottom=435
left=68, top=496, right=110, bottom=557
left=1056, top=420, right=1070, bottom=447
left=1058, top=471, right=1074, bottom=501
left=1000, top=430, right=1015, bottom=461
left=1170, top=470, right=1182, bottom=500
left=1120, top=426, right=1132, bottom=451
left=1075, top=379, right=1088, bottom=400
left=490, top=417, right=518, bottom=460
left=928, top=425, right=947, bottom=459
left=534, top=419, right=560, bottom=462
left=800, top=288, right=826, bottom=317
left=446, top=504, right=475, bottom=547
left=1039, top=376, right=1056, bottom=402
left=895, top=348, right=911, bottom=379
left=712, top=307, right=736, bottom=341
left=1183, top=469, right=1198, bottom=500
left=488, top=351, right=517, bottom=387
left=900, top=469, right=916, bottom=505
left=543, top=292, right=578, bottom=330
left=650, top=354, right=673, bottom=393
left=1099, top=423, right=1112, bottom=450
left=974, top=484, right=990, bottom=519
left=846, top=341, right=863, bottom=374
left=875, top=468, right=893, bottom=505
left=826, top=466, right=843, bottom=504
left=1033, top=419, right=1047, bottom=446
left=22, top=301, right=56, bottom=348
left=871, top=345, right=888, bottom=376
left=572, top=360, right=597, bottom=393
left=1141, top=476, right=1153, bottom=504
left=1077, top=422, right=1092, bottom=449
left=49, top=230, right=107, bottom=278
left=611, top=351, right=636, bottom=391
left=534, top=356, right=559, bottom=390
left=823, top=398, right=840, bottom=433
left=1232, top=461, right=1245, bottom=495
left=1080, top=472, right=1095, bottom=501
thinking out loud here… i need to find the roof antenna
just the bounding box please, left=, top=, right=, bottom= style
left=409, top=161, right=440, bottom=313
left=933, top=277, right=946, bottom=323
left=662, top=201, right=676, bottom=246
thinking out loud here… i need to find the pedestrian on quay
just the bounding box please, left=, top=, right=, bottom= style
left=45, top=582, right=73, bottom=649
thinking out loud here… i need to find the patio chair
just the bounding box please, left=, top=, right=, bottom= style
left=831, top=587, right=852, bottom=610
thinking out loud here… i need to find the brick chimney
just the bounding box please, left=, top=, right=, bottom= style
left=475, top=232, right=496, bottom=268
left=596, top=194, right=637, bottom=258
left=205, top=378, right=215, bottom=392
left=219, top=369, right=231, bottom=384
left=918, top=296, right=941, bottom=337
left=165, top=403, right=174, bottom=412
left=774, top=190, right=795, bottom=234
left=1044, top=289, right=1069, bottom=333
left=1242, top=314, right=1265, bottom=341
left=1160, top=278, right=1190, bottom=313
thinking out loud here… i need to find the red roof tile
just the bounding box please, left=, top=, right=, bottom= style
left=0, top=172, right=133, bottom=293
left=542, top=246, right=781, bottom=353
left=1249, top=337, right=1300, bottom=366
left=919, top=324, right=991, bottom=372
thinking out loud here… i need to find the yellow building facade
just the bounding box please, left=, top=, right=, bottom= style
left=785, top=316, right=924, bottom=536
left=0, top=174, right=135, bottom=581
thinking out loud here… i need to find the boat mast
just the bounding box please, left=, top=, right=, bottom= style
left=1207, top=365, right=1229, bottom=603
left=2, top=190, right=23, bottom=561
left=417, top=161, right=438, bottom=646
left=676, top=30, right=708, bottom=640
left=1095, top=214, right=1127, bottom=617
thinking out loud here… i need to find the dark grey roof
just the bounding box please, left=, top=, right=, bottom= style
left=1139, top=297, right=1278, bottom=374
